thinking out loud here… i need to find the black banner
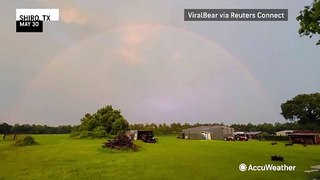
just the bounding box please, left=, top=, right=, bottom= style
left=16, top=21, right=43, bottom=32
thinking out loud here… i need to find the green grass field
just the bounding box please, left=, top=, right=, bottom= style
left=0, top=135, right=319, bottom=180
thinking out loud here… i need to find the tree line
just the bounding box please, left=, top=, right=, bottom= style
left=1, top=92, right=319, bottom=136
left=1, top=121, right=318, bottom=136
left=130, top=122, right=320, bottom=136
left=0, top=123, right=73, bottom=134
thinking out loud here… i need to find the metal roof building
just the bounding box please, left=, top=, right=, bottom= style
left=288, top=131, right=320, bottom=144
left=276, top=130, right=294, bottom=136
left=181, top=126, right=234, bottom=140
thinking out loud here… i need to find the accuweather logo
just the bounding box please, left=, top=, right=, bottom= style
left=239, top=163, right=296, bottom=172
left=239, top=163, right=247, bottom=172
left=16, top=9, right=59, bottom=32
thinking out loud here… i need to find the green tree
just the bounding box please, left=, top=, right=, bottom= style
left=0, top=123, right=12, bottom=134
left=92, top=126, right=107, bottom=138
left=79, top=113, right=99, bottom=131
left=257, top=123, right=275, bottom=135
left=281, top=93, right=320, bottom=125
left=297, top=0, right=320, bottom=45
left=78, top=105, right=129, bottom=136
left=170, top=123, right=182, bottom=134
left=111, top=117, right=129, bottom=135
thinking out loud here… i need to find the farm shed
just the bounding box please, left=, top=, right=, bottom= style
left=181, top=126, right=234, bottom=140
left=288, top=132, right=320, bottom=144
left=245, top=131, right=262, bottom=139
left=276, top=130, right=294, bottom=136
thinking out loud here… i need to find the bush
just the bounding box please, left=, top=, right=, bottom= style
left=102, top=133, right=137, bottom=151
left=69, top=131, right=81, bottom=138
left=70, top=127, right=109, bottom=139
left=78, top=131, right=90, bottom=138
left=15, top=136, right=38, bottom=146
left=92, top=126, right=106, bottom=138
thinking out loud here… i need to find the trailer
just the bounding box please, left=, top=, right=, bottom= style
left=126, top=130, right=157, bottom=143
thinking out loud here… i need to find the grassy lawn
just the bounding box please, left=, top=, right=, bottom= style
left=0, top=135, right=319, bottom=180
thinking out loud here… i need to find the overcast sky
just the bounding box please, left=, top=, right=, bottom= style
left=1, top=0, right=319, bottom=126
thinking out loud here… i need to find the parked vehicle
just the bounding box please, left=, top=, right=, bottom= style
left=141, top=134, right=157, bottom=143
left=235, top=134, right=248, bottom=141
left=126, top=130, right=157, bottom=143
left=224, top=136, right=235, bottom=141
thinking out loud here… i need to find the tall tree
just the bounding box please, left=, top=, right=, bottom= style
left=0, top=123, right=12, bottom=134
left=297, top=0, right=320, bottom=45
left=281, top=93, right=320, bottom=125
left=78, top=105, right=129, bottom=135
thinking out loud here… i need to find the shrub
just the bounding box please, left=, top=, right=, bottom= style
left=78, top=131, right=90, bottom=138
left=69, top=131, right=81, bottom=138
left=92, top=126, right=107, bottom=138
left=70, top=126, right=109, bottom=139
left=15, top=136, right=38, bottom=146
left=102, top=133, right=137, bottom=151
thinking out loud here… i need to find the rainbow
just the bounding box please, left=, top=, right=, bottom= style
left=7, top=23, right=276, bottom=124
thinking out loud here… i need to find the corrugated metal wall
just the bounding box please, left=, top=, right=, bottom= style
left=182, top=126, right=234, bottom=140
